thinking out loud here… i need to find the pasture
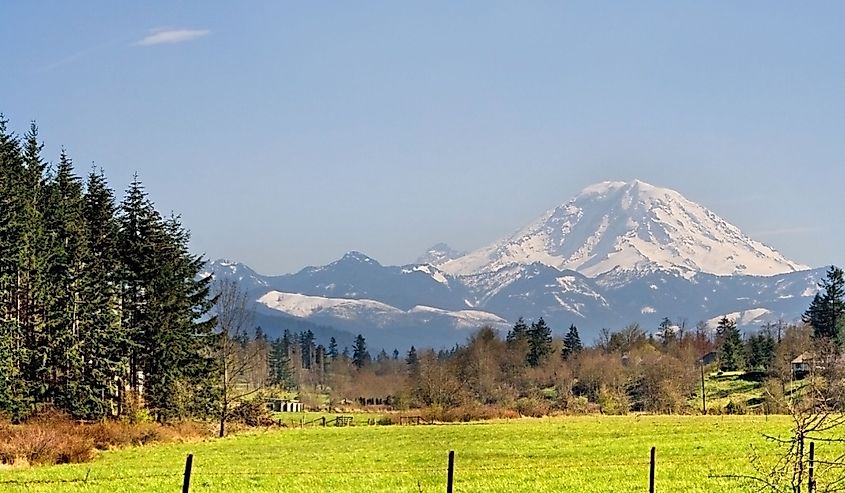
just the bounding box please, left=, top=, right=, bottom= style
left=0, top=415, right=810, bottom=492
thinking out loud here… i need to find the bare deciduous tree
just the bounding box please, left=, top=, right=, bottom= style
left=215, top=279, right=266, bottom=437
left=723, top=343, right=845, bottom=493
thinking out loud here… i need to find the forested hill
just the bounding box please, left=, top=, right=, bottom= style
left=0, top=116, right=217, bottom=422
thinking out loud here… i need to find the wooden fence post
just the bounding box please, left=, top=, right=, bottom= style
left=182, top=454, right=193, bottom=493
left=447, top=450, right=455, bottom=493
left=809, top=441, right=815, bottom=493
left=649, top=447, right=655, bottom=493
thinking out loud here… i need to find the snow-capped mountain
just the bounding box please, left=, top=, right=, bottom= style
left=438, top=180, right=807, bottom=278
left=416, top=243, right=466, bottom=265
left=207, top=179, right=824, bottom=349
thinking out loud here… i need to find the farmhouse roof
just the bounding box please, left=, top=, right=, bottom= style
left=791, top=352, right=815, bottom=364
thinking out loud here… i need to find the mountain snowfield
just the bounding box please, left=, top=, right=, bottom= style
left=209, top=179, right=824, bottom=349
left=438, top=180, right=807, bottom=278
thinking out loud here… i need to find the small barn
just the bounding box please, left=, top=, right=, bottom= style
left=266, top=399, right=304, bottom=412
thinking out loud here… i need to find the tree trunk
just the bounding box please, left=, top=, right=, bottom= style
left=219, top=400, right=227, bottom=438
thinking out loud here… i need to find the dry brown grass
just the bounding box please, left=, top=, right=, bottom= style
left=418, top=404, right=520, bottom=422
left=0, top=410, right=212, bottom=467
left=0, top=422, right=94, bottom=465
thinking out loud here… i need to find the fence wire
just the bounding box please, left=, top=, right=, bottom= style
left=0, top=456, right=777, bottom=487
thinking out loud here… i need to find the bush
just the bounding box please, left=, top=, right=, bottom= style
left=562, top=395, right=599, bottom=415
left=597, top=386, right=629, bottom=415
left=515, top=397, right=550, bottom=418
left=0, top=423, right=94, bottom=465
left=724, top=400, right=747, bottom=415
left=230, top=400, right=275, bottom=427
left=83, top=422, right=164, bottom=449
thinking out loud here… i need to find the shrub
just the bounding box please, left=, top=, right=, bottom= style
left=597, top=386, right=629, bottom=415
left=515, top=397, right=550, bottom=418
left=725, top=400, right=747, bottom=415
left=230, top=400, right=275, bottom=427
left=0, top=423, right=94, bottom=465
left=0, top=415, right=209, bottom=466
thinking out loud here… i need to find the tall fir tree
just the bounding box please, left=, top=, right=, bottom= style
left=352, top=334, right=369, bottom=369
left=18, top=123, right=52, bottom=405
left=803, top=266, right=845, bottom=346
left=299, top=330, right=315, bottom=369
left=76, top=169, right=126, bottom=418
left=717, top=316, right=744, bottom=372
left=526, top=317, right=553, bottom=367
left=506, top=317, right=530, bottom=343
left=42, top=149, right=87, bottom=413
left=0, top=116, right=29, bottom=419
left=269, top=335, right=296, bottom=390
left=327, top=336, right=339, bottom=360
left=746, top=330, right=776, bottom=370
left=118, top=175, right=158, bottom=396
left=562, top=324, right=583, bottom=360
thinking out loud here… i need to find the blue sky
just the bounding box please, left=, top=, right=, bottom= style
left=2, top=2, right=843, bottom=274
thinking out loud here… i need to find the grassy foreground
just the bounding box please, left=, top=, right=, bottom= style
left=0, top=415, right=804, bottom=493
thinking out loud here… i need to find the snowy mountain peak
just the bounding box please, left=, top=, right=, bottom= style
left=438, top=179, right=808, bottom=278
left=335, top=251, right=381, bottom=266
left=416, top=243, right=466, bottom=265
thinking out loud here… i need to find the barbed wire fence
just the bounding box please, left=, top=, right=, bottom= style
left=0, top=445, right=795, bottom=492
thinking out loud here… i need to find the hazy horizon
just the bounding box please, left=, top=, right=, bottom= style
left=3, top=2, right=843, bottom=274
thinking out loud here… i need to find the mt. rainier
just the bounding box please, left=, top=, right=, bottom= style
left=209, top=180, right=823, bottom=349
left=439, top=180, right=805, bottom=277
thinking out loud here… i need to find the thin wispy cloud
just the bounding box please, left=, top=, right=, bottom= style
left=135, top=28, right=209, bottom=46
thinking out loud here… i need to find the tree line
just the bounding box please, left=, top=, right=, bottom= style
left=0, top=117, right=216, bottom=422
left=252, top=266, right=845, bottom=416
left=2, top=115, right=842, bottom=422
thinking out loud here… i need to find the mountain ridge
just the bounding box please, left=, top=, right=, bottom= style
left=207, top=179, right=822, bottom=349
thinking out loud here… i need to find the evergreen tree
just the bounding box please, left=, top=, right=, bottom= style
left=77, top=169, right=126, bottom=418
left=119, top=179, right=216, bottom=421
left=506, top=317, right=530, bottom=343
left=717, top=316, right=744, bottom=372
left=42, top=149, right=87, bottom=414
left=352, top=334, right=369, bottom=369
left=526, top=317, right=553, bottom=367
left=269, top=336, right=296, bottom=390
left=562, top=324, right=583, bottom=360
left=392, top=349, right=399, bottom=360
left=299, top=330, right=315, bottom=369
left=746, top=330, right=776, bottom=371
left=327, top=336, right=338, bottom=360
left=18, top=123, right=52, bottom=405
left=0, top=116, right=29, bottom=419
left=118, top=175, right=158, bottom=396
left=803, top=266, right=845, bottom=346
left=406, top=345, right=418, bottom=369
left=148, top=215, right=217, bottom=421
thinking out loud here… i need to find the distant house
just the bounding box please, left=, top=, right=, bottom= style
left=700, top=351, right=718, bottom=366
left=791, top=352, right=817, bottom=378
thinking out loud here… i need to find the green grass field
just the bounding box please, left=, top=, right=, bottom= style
left=0, top=415, right=818, bottom=493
